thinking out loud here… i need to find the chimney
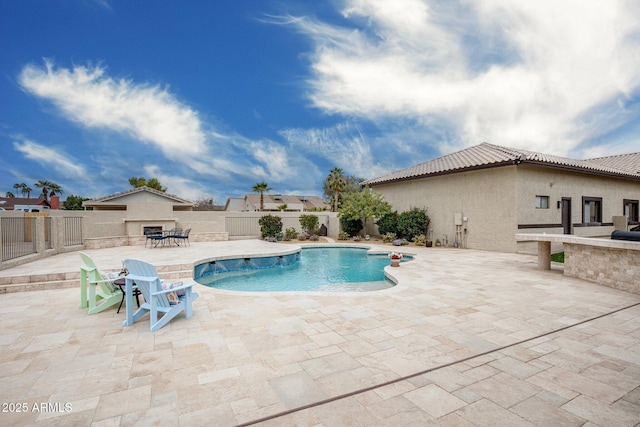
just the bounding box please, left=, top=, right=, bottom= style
left=50, top=194, right=60, bottom=210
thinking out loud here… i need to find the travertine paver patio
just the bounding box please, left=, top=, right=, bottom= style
left=0, top=240, right=639, bottom=426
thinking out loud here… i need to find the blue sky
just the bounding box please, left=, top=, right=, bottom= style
left=2, top=1, right=639, bottom=204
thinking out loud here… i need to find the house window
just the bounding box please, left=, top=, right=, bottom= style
left=624, top=199, right=639, bottom=223
left=582, top=197, right=602, bottom=224
left=535, top=196, right=549, bottom=209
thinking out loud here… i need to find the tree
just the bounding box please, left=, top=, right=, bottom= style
left=34, top=180, right=63, bottom=199
left=35, top=180, right=52, bottom=199
left=5, top=192, right=14, bottom=198
left=63, top=195, right=91, bottom=210
left=193, top=197, right=216, bottom=211
left=22, top=185, right=32, bottom=198
left=325, top=167, right=346, bottom=212
left=129, top=177, right=146, bottom=188
left=252, top=181, right=271, bottom=211
left=323, top=174, right=364, bottom=208
left=128, top=177, right=166, bottom=192
left=338, top=186, right=392, bottom=236
left=48, top=182, right=63, bottom=196
left=14, top=182, right=32, bottom=198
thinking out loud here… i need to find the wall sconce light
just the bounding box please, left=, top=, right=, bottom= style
left=557, top=201, right=562, bottom=209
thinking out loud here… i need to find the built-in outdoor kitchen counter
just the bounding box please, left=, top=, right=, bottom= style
left=516, top=233, right=640, bottom=295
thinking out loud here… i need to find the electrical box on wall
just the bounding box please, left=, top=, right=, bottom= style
left=454, top=212, right=463, bottom=225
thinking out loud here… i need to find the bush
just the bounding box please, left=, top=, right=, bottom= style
left=299, top=214, right=320, bottom=235
left=412, top=234, right=427, bottom=246
left=283, top=227, right=298, bottom=241
left=309, top=234, right=319, bottom=241
left=397, top=208, right=430, bottom=241
left=376, top=211, right=399, bottom=236
left=382, top=232, right=397, bottom=243
left=340, top=216, right=363, bottom=237
left=338, top=231, right=350, bottom=240
left=258, top=214, right=283, bottom=238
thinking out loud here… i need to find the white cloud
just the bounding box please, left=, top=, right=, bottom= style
left=13, top=138, right=87, bottom=179
left=279, top=122, right=388, bottom=179
left=18, top=60, right=208, bottom=159
left=16, top=61, right=304, bottom=190
left=284, top=0, right=640, bottom=156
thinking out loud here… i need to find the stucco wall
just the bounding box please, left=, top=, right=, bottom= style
left=372, top=167, right=519, bottom=252
left=373, top=163, right=640, bottom=253
left=516, top=165, right=640, bottom=237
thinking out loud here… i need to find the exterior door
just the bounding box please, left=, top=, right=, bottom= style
left=562, top=197, right=572, bottom=234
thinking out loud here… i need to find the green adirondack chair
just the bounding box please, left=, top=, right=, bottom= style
left=79, top=252, right=123, bottom=315
left=122, top=258, right=199, bottom=332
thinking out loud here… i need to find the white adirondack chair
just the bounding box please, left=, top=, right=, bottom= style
left=79, top=252, right=123, bottom=315
left=122, top=258, right=199, bottom=332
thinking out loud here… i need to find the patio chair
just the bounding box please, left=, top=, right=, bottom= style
left=173, top=228, right=191, bottom=246
left=79, top=252, right=123, bottom=315
left=122, top=258, right=199, bottom=332
left=145, top=229, right=164, bottom=248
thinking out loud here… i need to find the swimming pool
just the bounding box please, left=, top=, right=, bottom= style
left=194, top=247, right=403, bottom=292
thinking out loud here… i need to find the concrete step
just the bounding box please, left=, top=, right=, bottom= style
left=0, top=264, right=195, bottom=293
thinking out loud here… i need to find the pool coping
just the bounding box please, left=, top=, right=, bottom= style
left=192, top=243, right=417, bottom=296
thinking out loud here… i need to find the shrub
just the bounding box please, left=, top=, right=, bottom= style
left=258, top=214, right=283, bottom=238
left=309, top=234, right=319, bottom=241
left=412, top=234, right=427, bottom=246
left=397, top=208, right=430, bottom=241
left=299, top=214, right=320, bottom=235
left=376, top=211, right=399, bottom=236
left=382, top=232, right=397, bottom=243
left=340, top=216, right=363, bottom=237
left=283, top=227, right=298, bottom=241
left=353, top=235, right=362, bottom=242
left=338, top=231, right=350, bottom=240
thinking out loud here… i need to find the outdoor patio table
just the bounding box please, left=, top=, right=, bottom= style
left=114, top=277, right=141, bottom=314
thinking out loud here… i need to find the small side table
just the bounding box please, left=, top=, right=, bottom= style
left=114, top=277, right=141, bottom=313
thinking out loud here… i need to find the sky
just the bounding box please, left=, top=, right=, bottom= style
left=1, top=0, right=639, bottom=204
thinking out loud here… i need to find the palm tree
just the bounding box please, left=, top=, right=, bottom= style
left=5, top=192, right=15, bottom=198
left=35, top=180, right=53, bottom=199
left=13, top=183, right=25, bottom=197
left=48, top=182, right=63, bottom=196
left=252, top=181, right=271, bottom=211
left=15, top=183, right=33, bottom=198
left=326, top=167, right=346, bottom=212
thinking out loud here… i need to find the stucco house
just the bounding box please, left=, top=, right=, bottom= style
left=365, top=142, right=640, bottom=252
left=83, top=186, right=194, bottom=237
left=0, top=197, right=51, bottom=211
left=226, top=194, right=330, bottom=212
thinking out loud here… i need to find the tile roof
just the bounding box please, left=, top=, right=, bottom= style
left=365, top=142, right=640, bottom=185
left=244, top=194, right=329, bottom=210
left=84, top=186, right=193, bottom=205
left=0, top=197, right=50, bottom=210
left=587, top=152, right=640, bottom=175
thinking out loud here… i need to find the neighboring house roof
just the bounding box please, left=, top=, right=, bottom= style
left=244, top=194, right=329, bottom=211
left=0, top=197, right=50, bottom=210
left=83, top=186, right=194, bottom=207
left=365, top=142, right=640, bottom=186
left=224, top=197, right=245, bottom=211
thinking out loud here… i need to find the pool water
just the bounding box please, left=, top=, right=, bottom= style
left=196, top=247, right=398, bottom=292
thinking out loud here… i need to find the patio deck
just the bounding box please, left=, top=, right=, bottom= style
left=0, top=240, right=639, bottom=426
